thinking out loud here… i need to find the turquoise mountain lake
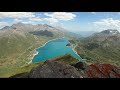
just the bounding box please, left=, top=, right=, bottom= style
left=32, top=38, right=83, bottom=63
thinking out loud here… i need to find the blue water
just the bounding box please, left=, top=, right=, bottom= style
left=32, top=38, right=83, bottom=63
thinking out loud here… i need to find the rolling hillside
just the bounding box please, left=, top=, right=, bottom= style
left=73, top=29, right=120, bottom=67
left=1, top=25, right=120, bottom=78
left=0, top=23, right=72, bottom=77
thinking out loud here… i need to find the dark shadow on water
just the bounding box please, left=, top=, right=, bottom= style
left=29, top=30, right=54, bottom=37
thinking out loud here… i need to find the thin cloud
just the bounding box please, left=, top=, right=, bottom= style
left=0, top=22, right=9, bottom=28
left=44, top=18, right=58, bottom=24
left=91, top=12, right=96, bottom=14
left=44, top=12, right=76, bottom=22
left=0, top=12, right=77, bottom=25
left=13, top=19, right=23, bottom=23
left=22, top=21, right=36, bottom=25
left=29, top=17, right=42, bottom=21
left=0, top=12, right=35, bottom=19
left=93, top=18, right=120, bottom=29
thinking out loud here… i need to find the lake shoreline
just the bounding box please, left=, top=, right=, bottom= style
left=35, top=37, right=69, bottom=50
left=28, top=50, right=39, bottom=64
left=28, top=37, right=67, bottom=64
left=71, top=44, right=83, bottom=60
left=71, top=44, right=86, bottom=62
left=28, top=37, right=83, bottom=64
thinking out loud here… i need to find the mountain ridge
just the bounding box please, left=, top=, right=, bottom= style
left=0, top=23, right=73, bottom=77
left=10, top=55, right=120, bottom=78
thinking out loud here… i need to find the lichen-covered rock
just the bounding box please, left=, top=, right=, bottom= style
left=85, top=64, right=120, bottom=78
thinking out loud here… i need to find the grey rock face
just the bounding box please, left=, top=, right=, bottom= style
left=29, top=60, right=82, bottom=78
left=10, top=60, right=120, bottom=78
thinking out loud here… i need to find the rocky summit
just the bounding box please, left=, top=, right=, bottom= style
left=29, top=60, right=82, bottom=78
left=10, top=60, right=120, bottom=78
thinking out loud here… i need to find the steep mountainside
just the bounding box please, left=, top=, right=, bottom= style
left=1, top=26, right=120, bottom=78
left=71, top=30, right=120, bottom=67
left=0, top=23, right=72, bottom=78
left=92, top=29, right=120, bottom=42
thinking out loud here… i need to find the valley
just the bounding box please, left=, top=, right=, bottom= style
left=0, top=23, right=72, bottom=77
left=0, top=22, right=120, bottom=78
left=74, top=29, right=120, bottom=67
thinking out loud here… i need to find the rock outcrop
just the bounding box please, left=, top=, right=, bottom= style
left=10, top=60, right=120, bottom=78
left=29, top=60, right=82, bottom=78
left=10, top=60, right=83, bottom=78
left=85, top=64, right=120, bottom=78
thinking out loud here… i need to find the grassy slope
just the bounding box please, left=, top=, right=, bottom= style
left=74, top=38, right=120, bottom=67
left=1, top=54, right=79, bottom=78
left=2, top=34, right=120, bottom=77
left=0, top=30, right=73, bottom=78
left=0, top=32, right=53, bottom=77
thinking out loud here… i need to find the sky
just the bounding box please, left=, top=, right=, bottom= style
left=0, top=12, right=120, bottom=32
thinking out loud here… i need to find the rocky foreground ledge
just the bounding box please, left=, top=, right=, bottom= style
left=10, top=60, right=120, bottom=78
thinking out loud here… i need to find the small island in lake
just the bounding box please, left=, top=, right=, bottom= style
left=66, top=43, right=71, bottom=46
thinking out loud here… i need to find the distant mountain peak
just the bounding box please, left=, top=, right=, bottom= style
left=43, top=24, right=54, bottom=28
left=43, top=24, right=49, bottom=26
left=90, top=29, right=120, bottom=42
left=0, top=23, right=71, bottom=38
left=0, top=26, right=10, bottom=30
left=100, top=29, right=119, bottom=35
